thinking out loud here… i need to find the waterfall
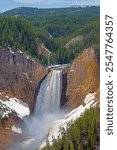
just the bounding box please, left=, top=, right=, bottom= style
left=35, top=69, right=62, bottom=115
left=9, top=68, right=64, bottom=150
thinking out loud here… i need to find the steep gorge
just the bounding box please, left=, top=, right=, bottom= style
left=0, top=46, right=100, bottom=150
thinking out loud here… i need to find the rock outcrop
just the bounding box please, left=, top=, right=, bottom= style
left=61, top=47, right=100, bottom=109
left=37, top=44, right=51, bottom=57
left=0, top=46, right=48, bottom=111
left=0, top=46, right=100, bottom=150
left=0, top=115, right=22, bottom=150
left=60, top=66, right=70, bottom=107
left=65, top=35, right=83, bottom=49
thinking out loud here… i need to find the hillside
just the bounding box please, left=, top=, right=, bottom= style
left=1, top=6, right=99, bottom=18
left=0, top=17, right=37, bottom=55
left=0, top=6, right=100, bottom=66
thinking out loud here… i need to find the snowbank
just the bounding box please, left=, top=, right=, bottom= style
left=0, top=97, right=30, bottom=119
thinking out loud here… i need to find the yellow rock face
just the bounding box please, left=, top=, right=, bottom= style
left=65, top=47, right=100, bottom=108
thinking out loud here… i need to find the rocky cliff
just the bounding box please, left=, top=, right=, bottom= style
left=0, top=46, right=100, bottom=150
left=0, top=46, right=48, bottom=150
left=0, top=46, right=48, bottom=111
left=61, top=47, right=100, bottom=109
left=0, top=115, right=23, bottom=150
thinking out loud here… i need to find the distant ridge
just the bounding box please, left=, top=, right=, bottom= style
left=1, top=6, right=100, bottom=18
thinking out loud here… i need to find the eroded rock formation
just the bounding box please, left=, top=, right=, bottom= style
left=0, top=47, right=48, bottom=111
left=0, top=114, right=23, bottom=150
left=61, top=47, right=100, bottom=109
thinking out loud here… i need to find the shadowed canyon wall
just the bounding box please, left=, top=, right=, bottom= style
left=0, top=47, right=48, bottom=111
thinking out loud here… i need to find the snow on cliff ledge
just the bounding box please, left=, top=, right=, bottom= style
left=11, top=125, right=22, bottom=134
left=0, top=97, right=30, bottom=119
left=39, top=93, right=98, bottom=149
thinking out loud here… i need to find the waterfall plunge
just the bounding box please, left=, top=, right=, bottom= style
left=10, top=69, right=64, bottom=150
left=35, top=69, right=62, bottom=114
left=27, top=69, right=63, bottom=145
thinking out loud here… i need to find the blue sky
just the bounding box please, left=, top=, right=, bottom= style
left=0, top=0, right=99, bottom=13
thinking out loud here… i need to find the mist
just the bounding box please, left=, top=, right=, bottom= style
left=19, top=112, right=65, bottom=150
left=25, top=112, right=65, bottom=138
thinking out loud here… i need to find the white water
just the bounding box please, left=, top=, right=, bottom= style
left=35, top=69, right=62, bottom=114
left=10, top=68, right=64, bottom=150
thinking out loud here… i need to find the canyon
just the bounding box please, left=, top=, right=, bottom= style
left=0, top=46, right=100, bottom=150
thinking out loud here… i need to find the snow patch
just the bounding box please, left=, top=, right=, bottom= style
left=25, top=55, right=30, bottom=60
left=18, top=49, right=23, bottom=53
left=0, top=98, right=30, bottom=118
left=84, top=93, right=96, bottom=105
left=9, top=49, right=15, bottom=54
left=12, top=126, right=22, bottom=134
left=5, top=95, right=9, bottom=98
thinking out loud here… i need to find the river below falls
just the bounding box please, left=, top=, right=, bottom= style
left=9, top=112, right=65, bottom=150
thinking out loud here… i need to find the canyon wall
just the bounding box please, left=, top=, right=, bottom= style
left=0, top=46, right=100, bottom=150
left=0, top=47, right=48, bottom=111
left=61, top=47, right=100, bottom=109
left=0, top=46, right=48, bottom=150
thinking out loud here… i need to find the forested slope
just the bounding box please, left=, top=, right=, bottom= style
left=43, top=107, right=100, bottom=150
left=0, top=6, right=100, bottom=65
